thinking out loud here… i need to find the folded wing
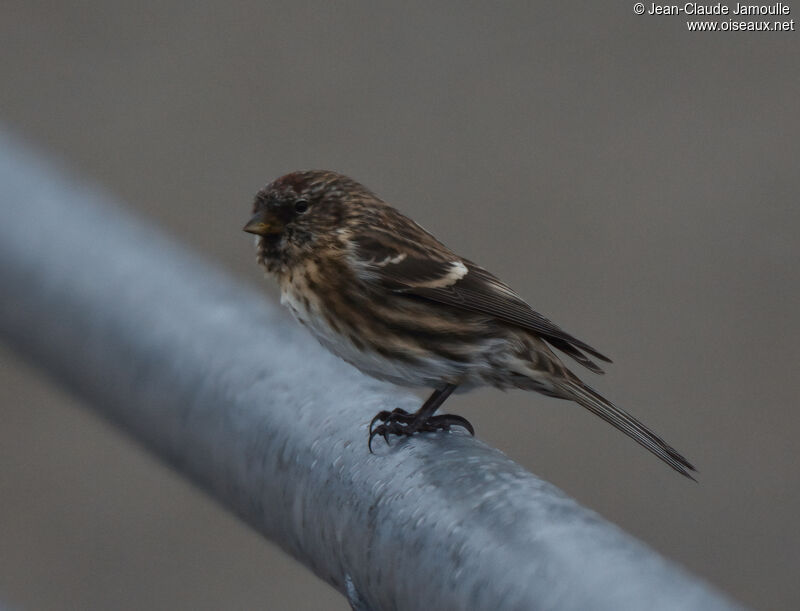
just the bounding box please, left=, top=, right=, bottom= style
left=351, top=225, right=611, bottom=374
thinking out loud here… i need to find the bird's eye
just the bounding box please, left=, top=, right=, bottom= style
left=294, top=199, right=309, bottom=214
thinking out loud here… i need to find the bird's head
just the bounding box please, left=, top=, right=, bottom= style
left=244, top=170, right=377, bottom=270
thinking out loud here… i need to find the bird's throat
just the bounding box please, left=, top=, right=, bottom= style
left=256, top=234, right=286, bottom=273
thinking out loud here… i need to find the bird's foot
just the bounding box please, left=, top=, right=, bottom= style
left=368, top=409, right=474, bottom=452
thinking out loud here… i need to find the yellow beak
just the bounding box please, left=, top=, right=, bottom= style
left=243, top=209, right=283, bottom=236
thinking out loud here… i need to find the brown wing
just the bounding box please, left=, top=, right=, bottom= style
left=351, top=225, right=611, bottom=374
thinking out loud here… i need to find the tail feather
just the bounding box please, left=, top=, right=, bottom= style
left=547, top=336, right=606, bottom=374
left=558, top=380, right=697, bottom=480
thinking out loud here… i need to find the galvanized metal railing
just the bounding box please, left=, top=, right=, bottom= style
left=0, top=131, right=743, bottom=611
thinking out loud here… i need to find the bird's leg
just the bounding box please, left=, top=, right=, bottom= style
left=369, top=386, right=452, bottom=434
left=413, top=384, right=457, bottom=421
left=406, top=384, right=474, bottom=436
left=368, top=384, right=474, bottom=451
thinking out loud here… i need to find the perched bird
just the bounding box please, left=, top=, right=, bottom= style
left=244, top=170, right=696, bottom=479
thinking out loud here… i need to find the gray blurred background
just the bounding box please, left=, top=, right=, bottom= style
left=1, top=2, right=798, bottom=609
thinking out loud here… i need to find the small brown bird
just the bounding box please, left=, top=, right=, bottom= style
left=244, top=170, right=695, bottom=479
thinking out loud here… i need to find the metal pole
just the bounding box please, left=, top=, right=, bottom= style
left=0, top=130, right=744, bottom=611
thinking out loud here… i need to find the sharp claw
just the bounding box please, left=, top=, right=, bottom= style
left=368, top=421, right=397, bottom=452
left=447, top=414, right=475, bottom=435
left=424, top=414, right=475, bottom=435
left=369, top=410, right=389, bottom=433
left=369, top=408, right=413, bottom=435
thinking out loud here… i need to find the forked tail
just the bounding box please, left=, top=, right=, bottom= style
left=558, top=380, right=697, bottom=480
